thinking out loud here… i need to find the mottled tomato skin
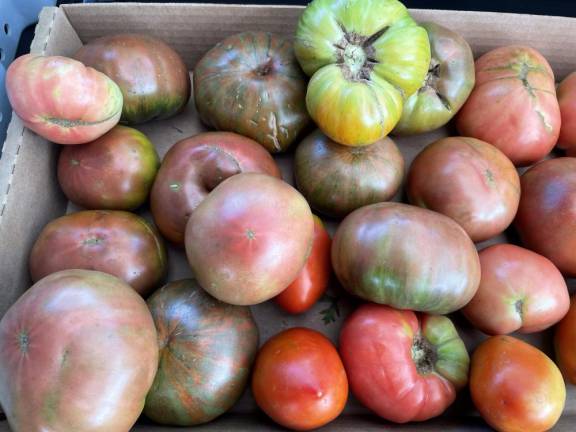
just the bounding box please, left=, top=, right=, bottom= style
left=393, top=22, right=475, bottom=135
left=144, top=279, right=258, bottom=425
left=515, top=158, right=576, bottom=276
left=75, top=33, right=190, bottom=124
left=332, top=202, right=480, bottom=314
left=252, top=328, right=348, bottom=430
left=6, top=54, right=122, bottom=144
left=0, top=270, right=158, bottom=432
left=463, top=244, right=569, bottom=335
left=557, top=72, right=576, bottom=153
left=58, top=125, right=159, bottom=210
left=407, top=137, right=520, bottom=242
left=340, top=304, right=469, bottom=423
left=275, top=215, right=331, bottom=314
left=151, top=132, right=281, bottom=245
left=294, top=130, right=404, bottom=218
left=471, top=336, right=565, bottom=432
left=555, top=295, right=576, bottom=384
left=194, top=32, right=310, bottom=153
left=457, top=46, right=560, bottom=166
left=185, top=173, right=314, bottom=305
left=29, top=211, right=167, bottom=296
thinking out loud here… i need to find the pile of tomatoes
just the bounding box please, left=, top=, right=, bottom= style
left=1, top=0, right=576, bottom=431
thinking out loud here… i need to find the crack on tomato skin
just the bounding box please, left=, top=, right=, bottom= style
left=535, top=107, right=553, bottom=132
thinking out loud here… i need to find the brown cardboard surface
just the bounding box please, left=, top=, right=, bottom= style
left=0, top=2, right=576, bottom=430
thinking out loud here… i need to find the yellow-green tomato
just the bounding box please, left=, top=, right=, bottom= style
left=295, top=0, right=431, bottom=146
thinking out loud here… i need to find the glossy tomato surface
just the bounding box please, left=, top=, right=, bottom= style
left=557, top=71, right=576, bottom=153
left=457, top=46, right=560, bottom=166
left=275, top=215, right=331, bottom=314
left=252, top=327, right=348, bottom=430
left=556, top=295, right=576, bottom=384
left=294, top=130, right=404, bottom=218
left=471, top=336, right=565, bottom=432
left=75, top=33, right=190, bottom=124
left=58, top=125, right=160, bottom=210
left=463, top=244, right=569, bottom=335
left=0, top=270, right=158, bottom=432
left=6, top=54, right=122, bottom=144
left=407, top=137, right=520, bottom=242
left=185, top=173, right=314, bottom=305
left=393, top=22, right=475, bottom=135
left=295, top=0, right=430, bottom=146
left=194, top=32, right=310, bottom=153
left=145, top=279, right=258, bottom=425
left=332, top=202, right=480, bottom=314
left=340, top=304, right=469, bottom=423
left=515, top=157, right=576, bottom=276
left=151, top=132, right=281, bottom=245
left=29, top=210, right=167, bottom=296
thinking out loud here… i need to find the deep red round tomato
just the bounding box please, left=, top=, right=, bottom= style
left=557, top=71, right=576, bottom=153
left=407, top=136, right=520, bottom=242
left=515, top=157, right=576, bottom=276
left=340, top=304, right=469, bottom=423
left=463, top=244, right=569, bottom=335
left=6, top=54, right=122, bottom=144
left=275, top=215, right=331, bottom=314
left=456, top=46, right=560, bottom=166
left=252, top=327, right=348, bottom=430
left=471, top=336, right=565, bottom=432
left=58, top=125, right=160, bottom=210
left=555, top=295, right=576, bottom=384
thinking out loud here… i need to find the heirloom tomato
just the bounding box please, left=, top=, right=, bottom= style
left=6, top=54, right=122, bottom=144
left=555, top=295, right=576, bottom=384
left=185, top=173, right=314, bottom=305
left=75, top=33, right=190, bottom=124
left=145, top=279, right=258, bottom=425
left=252, top=327, right=348, bottom=430
left=340, top=304, right=469, bottom=423
left=294, top=130, right=404, bottom=218
left=295, top=0, right=430, bottom=146
left=557, top=71, right=576, bottom=153
left=394, top=22, right=475, bottom=135
left=471, top=336, right=565, bottom=432
left=457, top=46, right=560, bottom=166
left=194, top=32, right=310, bottom=153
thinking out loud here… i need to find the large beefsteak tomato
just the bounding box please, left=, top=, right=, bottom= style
left=295, top=0, right=430, bottom=146
left=557, top=71, right=576, bottom=153
left=340, top=304, right=469, bottom=423
left=145, top=279, right=259, bottom=425
left=0, top=270, right=158, bottom=432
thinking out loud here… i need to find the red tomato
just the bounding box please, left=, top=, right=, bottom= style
left=555, top=295, right=576, bottom=384
left=339, top=304, right=469, bottom=423
left=252, top=327, right=348, bottom=430
left=471, top=336, right=565, bottom=432
left=557, top=71, right=576, bottom=153
left=463, top=244, right=569, bottom=335
left=275, top=215, right=331, bottom=314
left=456, top=46, right=560, bottom=166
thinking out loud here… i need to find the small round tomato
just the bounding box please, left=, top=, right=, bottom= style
left=340, top=304, right=469, bottom=423
left=555, top=295, right=576, bottom=384
left=275, top=215, right=331, bottom=314
left=463, top=244, right=569, bottom=335
left=557, top=71, right=576, bottom=153
left=252, top=327, right=348, bottom=431
left=471, top=336, right=565, bottom=432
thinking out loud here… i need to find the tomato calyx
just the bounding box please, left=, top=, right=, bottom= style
left=411, top=332, right=438, bottom=375
left=420, top=58, right=451, bottom=110
left=18, top=331, right=30, bottom=353
left=334, top=24, right=387, bottom=81
left=253, top=58, right=275, bottom=78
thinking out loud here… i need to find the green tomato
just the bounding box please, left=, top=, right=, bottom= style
left=295, top=0, right=431, bottom=146
left=393, top=22, right=475, bottom=135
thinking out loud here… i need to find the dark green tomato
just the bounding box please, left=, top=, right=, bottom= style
left=393, top=22, right=475, bottom=135
left=144, top=279, right=259, bottom=426
left=332, top=202, right=481, bottom=314
left=294, top=130, right=404, bottom=218
left=75, top=34, right=191, bottom=124
left=193, top=31, right=310, bottom=153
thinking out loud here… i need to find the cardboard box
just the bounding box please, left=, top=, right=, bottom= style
left=1, top=3, right=575, bottom=430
